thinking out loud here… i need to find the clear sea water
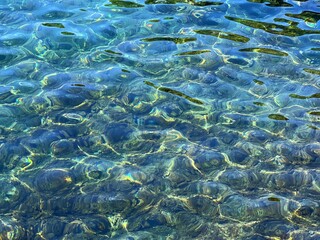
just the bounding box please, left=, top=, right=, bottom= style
left=0, top=0, right=319, bottom=239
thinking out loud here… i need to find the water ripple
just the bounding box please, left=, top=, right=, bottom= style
left=0, top=0, right=319, bottom=239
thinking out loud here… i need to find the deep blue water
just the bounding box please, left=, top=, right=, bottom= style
left=0, top=0, right=320, bottom=239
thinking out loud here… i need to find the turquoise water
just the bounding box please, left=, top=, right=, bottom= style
left=0, top=0, right=320, bottom=239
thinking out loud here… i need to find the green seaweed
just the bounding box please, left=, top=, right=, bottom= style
left=105, top=0, right=144, bottom=8
left=310, top=93, right=320, bottom=98
left=253, top=79, right=265, bottom=85
left=42, top=23, right=65, bottom=28
left=239, top=48, right=288, bottom=56
left=225, top=16, right=320, bottom=37
left=61, top=31, right=75, bottom=35
left=248, top=0, right=292, bottom=7
left=176, top=50, right=211, bottom=56
left=268, top=197, right=281, bottom=202
left=289, top=93, right=320, bottom=99
left=192, top=1, right=223, bottom=6
left=286, top=11, right=320, bottom=24
left=289, top=94, right=308, bottom=99
left=141, top=36, right=197, bottom=44
left=105, top=50, right=123, bottom=55
left=145, top=0, right=180, bottom=4
left=194, top=29, right=250, bottom=43
left=71, top=83, right=85, bottom=87
left=268, top=114, right=289, bottom=120
left=144, top=81, right=204, bottom=105
left=145, top=0, right=223, bottom=5
left=253, top=102, right=265, bottom=106
left=148, top=19, right=160, bottom=22
left=304, top=68, right=320, bottom=75
left=309, top=111, right=320, bottom=116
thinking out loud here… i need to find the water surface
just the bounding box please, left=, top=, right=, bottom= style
left=0, top=0, right=320, bottom=239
